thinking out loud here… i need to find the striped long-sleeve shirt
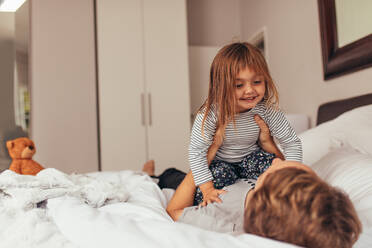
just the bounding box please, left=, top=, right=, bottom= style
left=189, top=102, right=303, bottom=186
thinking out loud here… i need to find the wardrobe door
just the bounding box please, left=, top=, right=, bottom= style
left=96, top=0, right=147, bottom=171
left=31, top=0, right=99, bottom=173
left=143, top=0, right=191, bottom=174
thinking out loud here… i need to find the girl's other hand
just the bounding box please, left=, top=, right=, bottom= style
left=199, top=181, right=226, bottom=206
left=200, top=188, right=226, bottom=207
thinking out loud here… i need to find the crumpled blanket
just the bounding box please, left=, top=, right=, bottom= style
left=0, top=169, right=150, bottom=248
left=0, top=168, right=129, bottom=211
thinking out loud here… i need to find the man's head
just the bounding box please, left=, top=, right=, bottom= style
left=244, top=160, right=362, bottom=248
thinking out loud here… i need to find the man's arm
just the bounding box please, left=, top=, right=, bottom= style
left=166, top=171, right=226, bottom=221
left=254, top=115, right=285, bottom=160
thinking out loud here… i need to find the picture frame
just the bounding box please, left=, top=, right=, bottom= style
left=318, top=0, right=372, bottom=80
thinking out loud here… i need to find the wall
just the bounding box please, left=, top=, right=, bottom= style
left=0, top=13, right=15, bottom=170
left=0, top=13, right=15, bottom=131
left=186, top=0, right=243, bottom=126
left=14, top=1, right=29, bottom=131
left=187, top=0, right=372, bottom=127
left=187, top=0, right=242, bottom=46
left=188, top=46, right=219, bottom=116
left=30, top=0, right=99, bottom=173
left=240, top=0, right=372, bottom=126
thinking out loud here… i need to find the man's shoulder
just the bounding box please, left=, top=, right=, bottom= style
left=177, top=179, right=256, bottom=233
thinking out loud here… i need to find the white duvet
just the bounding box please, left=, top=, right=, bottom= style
left=0, top=168, right=129, bottom=248
left=0, top=169, right=297, bottom=248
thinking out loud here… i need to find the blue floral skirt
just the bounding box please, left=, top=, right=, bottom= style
left=194, top=147, right=275, bottom=205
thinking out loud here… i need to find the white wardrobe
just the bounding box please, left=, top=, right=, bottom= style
left=96, top=0, right=191, bottom=174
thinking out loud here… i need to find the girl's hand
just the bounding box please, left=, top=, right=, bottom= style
left=199, top=181, right=226, bottom=206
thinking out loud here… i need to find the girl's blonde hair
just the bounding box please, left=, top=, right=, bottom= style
left=199, top=42, right=279, bottom=140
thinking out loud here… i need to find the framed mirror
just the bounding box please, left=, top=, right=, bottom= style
left=318, top=0, right=372, bottom=80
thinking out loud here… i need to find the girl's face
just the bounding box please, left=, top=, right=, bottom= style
left=234, top=67, right=266, bottom=113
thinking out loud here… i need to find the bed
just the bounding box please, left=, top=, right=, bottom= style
left=1, top=94, right=372, bottom=248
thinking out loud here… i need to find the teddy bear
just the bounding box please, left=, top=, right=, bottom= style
left=6, top=137, right=44, bottom=175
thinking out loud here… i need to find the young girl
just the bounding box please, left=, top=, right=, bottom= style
left=189, top=42, right=303, bottom=205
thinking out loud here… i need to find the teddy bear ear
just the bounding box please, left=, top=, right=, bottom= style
left=6, top=140, right=14, bottom=150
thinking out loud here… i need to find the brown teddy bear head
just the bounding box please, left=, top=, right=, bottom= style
left=6, top=137, right=36, bottom=160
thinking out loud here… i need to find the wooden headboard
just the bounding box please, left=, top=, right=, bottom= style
left=317, top=93, right=372, bottom=125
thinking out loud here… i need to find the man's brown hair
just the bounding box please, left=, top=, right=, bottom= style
left=244, top=167, right=362, bottom=248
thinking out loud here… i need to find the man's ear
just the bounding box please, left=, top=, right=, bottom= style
left=6, top=141, right=14, bottom=150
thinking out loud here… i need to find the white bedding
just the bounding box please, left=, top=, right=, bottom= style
left=299, top=104, right=372, bottom=165
left=48, top=171, right=298, bottom=248
left=0, top=168, right=130, bottom=248
left=299, top=104, right=372, bottom=247
left=0, top=169, right=296, bottom=248
left=0, top=104, right=371, bottom=248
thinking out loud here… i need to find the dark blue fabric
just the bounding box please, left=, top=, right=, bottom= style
left=152, top=168, right=186, bottom=190
left=194, top=147, right=275, bottom=205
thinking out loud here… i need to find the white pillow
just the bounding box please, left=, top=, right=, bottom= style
left=300, top=104, right=372, bottom=165
left=311, top=148, right=372, bottom=229
left=299, top=123, right=338, bottom=165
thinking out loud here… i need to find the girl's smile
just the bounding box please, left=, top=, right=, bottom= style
left=235, top=67, right=266, bottom=113
left=239, top=96, right=258, bottom=102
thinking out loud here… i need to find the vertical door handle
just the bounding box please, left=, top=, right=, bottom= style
left=148, top=93, right=152, bottom=126
left=141, top=93, right=145, bottom=126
